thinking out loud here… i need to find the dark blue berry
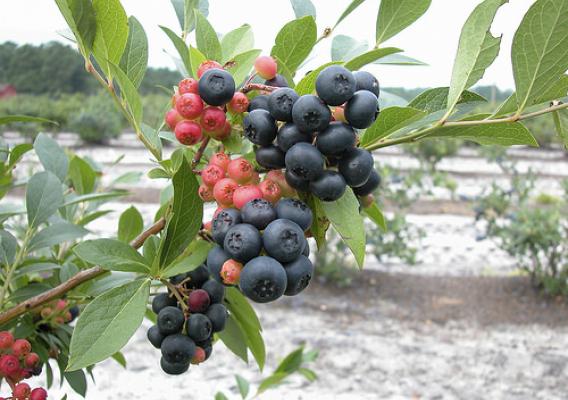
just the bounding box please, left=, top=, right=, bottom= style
left=344, top=90, right=379, bottom=129
left=223, top=223, right=262, bottom=262
left=248, top=95, right=270, bottom=112
left=285, top=142, right=324, bottom=181
left=268, top=88, right=299, bottom=122
left=354, top=71, right=380, bottom=97
left=265, top=74, right=289, bottom=87
left=152, top=293, right=177, bottom=315
left=241, top=198, right=277, bottom=230
left=239, top=256, right=287, bottom=303
left=147, top=325, right=165, bottom=349
left=157, top=306, right=185, bottom=335
left=277, top=123, right=312, bottom=152
left=352, top=169, right=381, bottom=196
left=315, top=65, right=356, bottom=106
left=212, top=208, right=242, bottom=245
left=274, top=198, right=313, bottom=231
left=186, top=313, right=213, bottom=342
left=206, top=246, right=231, bottom=283
left=198, top=69, right=236, bottom=106
left=316, top=122, right=356, bottom=156
left=206, top=303, right=228, bottom=332
left=201, top=279, right=225, bottom=304
left=310, top=170, right=347, bottom=201
left=284, top=169, right=310, bottom=192
left=263, top=219, right=305, bottom=263
left=161, top=334, right=196, bottom=364
left=243, top=109, right=278, bottom=146
left=160, top=357, right=189, bottom=375
left=255, top=145, right=286, bottom=170
left=338, top=148, right=374, bottom=187
left=291, top=95, right=331, bottom=133
left=284, top=255, right=314, bottom=296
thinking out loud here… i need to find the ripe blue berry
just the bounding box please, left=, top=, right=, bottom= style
left=268, top=88, right=299, bottom=122
left=316, top=122, right=356, bottom=156
left=152, top=293, right=177, bottom=315
left=284, top=255, right=314, bottom=296
left=265, top=74, right=289, bottom=87
left=243, top=109, right=278, bottom=146
left=285, top=142, right=325, bottom=181
left=352, top=169, right=381, bottom=196
left=161, top=334, right=196, bottom=364
left=277, top=123, right=313, bottom=152
left=248, top=95, right=270, bottom=112
left=147, top=325, right=165, bottom=349
left=291, top=95, right=331, bottom=133
left=284, top=169, right=310, bottom=192
left=186, top=314, right=213, bottom=342
left=206, top=303, right=228, bottom=332
left=160, top=357, right=189, bottom=375
left=309, top=170, right=347, bottom=201
left=274, top=198, right=313, bottom=231
left=198, top=69, right=236, bottom=106
left=255, top=145, right=286, bottom=170
left=223, top=223, right=262, bottom=262
left=212, top=208, right=242, bottom=245
left=315, top=65, right=356, bottom=106
left=239, top=256, right=287, bottom=303
left=354, top=71, right=380, bottom=97
left=263, top=219, right=305, bottom=263
left=202, top=279, right=225, bottom=304
left=157, top=306, right=185, bottom=335
left=338, top=148, right=374, bottom=187
left=241, top=198, right=277, bottom=230
left=344, top=90, right=379, bottom=129
left=206, top=246, right=231, bottom=283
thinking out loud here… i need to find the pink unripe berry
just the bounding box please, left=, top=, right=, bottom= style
left=203, top=220, right=212, bottom=231
left=0, top=331, right=14, bottom=350
left=12, top=382, right=31, bottom=400
left=30, top=388, right=48, bottom=400
left=201, top=164, right=226, bottom=187
left=24, top=353, right=40, bottom=368
left=165, top=109, right=183, bottom=130
left=213, top=178, right=239, bottom=206
left=209, top=153, right=230, bottom=171
left=12, top=339, right=31, bottom=357
left=332, top=106, right=346, bottom=122
left=227, top=158, right=254, bottom=184
left=259, top=179, right=282, bottom=203
left=208, top=120, right=231, bottom=141
left=233, top=185, right=263, bottom=209
left=175, top=121, right=203, bottom=146
left=55, top=299, right=67, bottom=311
left=197, top=60, right=223, bottom=78
left=250, top=172, right=260, bottom=185
left=200, top=107, right=226, bottom=132
left=187, top=289, right=211, bottom=313
left=254, top=56, right=277, bottom=80
left=171, top=93, right=181, bottom=107
left=191, top=347, right=206, bottom=364
left=178, top=78, right=199, bottom=95
left=176, top=93, right=204, bottom=120
left=0, top=354, right=20, bottom=377
left=266, top=170, right=296, bottom=197
left=228, top=92, right=249, bottom=113
left=220, top=259, right=243, bottom=285
left=198, top=184, right=215, bottom=202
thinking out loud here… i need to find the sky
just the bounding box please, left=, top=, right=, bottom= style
left=0, top=0, right=534, bottom=90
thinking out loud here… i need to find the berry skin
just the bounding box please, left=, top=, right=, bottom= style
left=179, top=77, right=199, bottom=95
left=206, top=246, right=231, bottom=282
left=186, top=314, right=213, bottom=342
left=255, top=55, right=278, bottom=79
left=199, top=184, right=215, bottom=202
left=220, top=259, right=243, bottom=285
left=147, top=325, right=165, bottom=349
left=200, top=106, right=226, bottom=133
left=285, top=142, right=325, bottom=181
left=259, top=179, right=282, bottom=204
left=175, top=93, right=204, bottom=119
left=157, top=306, right=185, bottom=335
left=197, top=60, right=223, bottom=78
left=171, top=93, right=181, bottom=107
left=187, top=289, right=211, bottom=313
left=302, top=237, right=310, bottom=256
left=223, top=223, right=262, bottom=262
left=0, top=331, right=14, bottom=350
left=352, top=169, right=381, bottom=196
left=243, top=109, right=278, bottom=146
left=69, top=306, right=80, bottom=321
left=284, top=255, right=314, bottom=296
left=175, top=120, right=203, bottom=145
left=241, top=198, right=277, bottom=230
left=24, top=353, right=40, bottom=368
left=233, top=185, right=264, bottom=209
left=213, top=178, right=239, bottom=206
left=12, top=383, right=31, bottom=400
left=165, top=108, right=183, bottom=130
left=248, top=95, right=270, bottom=112
left=275, top=198, right=313, bottom=231
left=202, top=279, right=225, bottom=304
left=206, top=303, right=227, bottom=332
left=201, top=164, right=226, bottom=187
left=268, top=88, right=299, bottom=122
left=353, top=70, right=380, bottom=97
left=191, top=347, right=206, bottom=364
left=338, top=148, right=374, bottom=187
left=344, top=90, right=379, bottom=129
left=160, top=357, right=189, bottom=375
left=0, top=354, right=20, bottom=377
left=30, top=388, right=48, bottom=400
left=227, top=158, right=255, bottom=184
left=316, top=65, right=356, bottom=106
left=209, top=152, right=230, bottom=171
left=255, top=145, right=285, bottom=170
left=208, top=120, right=232, bottom=141
left=263, top=219, right=305, bottom=263
left=309, top=170, right=347, bottom=201
left=267, top=170, right=296, bottom=197
left=212, top=208, right=242, bottom=245
left=239, top=256, right=287, bottom=303
left=316, top=122, right=356, bottom=156
left=152, top=293, right=177, bottom=315
left=284, top=169, right=310, bottom=192
left=265, top=74, right=289, bottom=88
left=291, top=95, right=331, bottom=133
left=12, top=339, right=31, bottom=357
left=198, top=69, right=236, bottom=106
left=186, top=265, right=211, bottom=289
left=332, top=106, right=346, bottom=123
left=161, top=334, right=196, bottom=364
left=228, top=92, right=250, bottom=113
left=276, top=123, right=312, bottom=152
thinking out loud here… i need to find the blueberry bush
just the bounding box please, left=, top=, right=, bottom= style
left=1, top=0, right=568, bottom=397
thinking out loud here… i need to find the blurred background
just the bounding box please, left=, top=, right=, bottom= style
left=1, top=0, right=568, bottom=399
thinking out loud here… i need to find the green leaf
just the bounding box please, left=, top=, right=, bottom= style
left=0, top=115, right=57, bottom=126
left=363, top=202, right=387, bottom=232
left=26, top=171, right=63, bottom=228
left=235, top=375, right=250, bottom=399
left=195, top=10, right=222, bottom=61
left=373, top=53, right=427, bottom=66
left=360, top=106, right=426, bottom=147
left=91, top=0, right=129, bottom=78
left=112, top=352, right=127, bottom=368
left=221, top=24, right=254, bottom=62
left=15, top=262, right=61, bottom=278
left=54, top=0, right=96, bottom=55
left=140, top=123, right=163, bottom=161
left=290, top=0, right=316, bottom=19
left=171, top=0, right=209, bottom=34
left=333, top=0, right=366, bottom=29
left=0, top=230, right=17, bottom=266
left=162, top=239, right=213, bottom=278
left=33, top=133, right=68, bottom=182
left=512, top=0, right=568, bottom=113
left=119, top=16, right=148, bottom=88
left=68, top=156, right=96, bottom=195
left=78, top=210, right=113, bottom=226
left=189, top=45, right=207, bottom=78
left=159, top=157, right=202, bottom=268
left=408, top=87, right=486, bottom=113
left=59, top=263, right=79, bottom=282
left=63, top=191, right=128, bottom=207
left=447, top=0, right=506, bottom=112
left=217, top=314, right=248, bottom=363
left=74, top=239, right=149, bottom=273
left=148, top=168, right=171, bottom=180
left=215, top=393, right=229, bottom=400
left=225, top=288, right=261, bottom=331
left=225, top=49, right=262, bottom=85
left=552, top=109, right=568, bottom=150
left=344, top=47, right=402, bottom=70
left=161, top=26, right=191, bottom=77
left=118, top=206, right=143, bottom=243
left=67, top=279, right=150, bottom=371
left=28, top=222, right=88, bottom=252
left=109, top=62, right=143, bottom=125
left=319, top=189, right=365, bottom=268
left=274, top=346, right=304, bottom=374
left=257, top=373, right=288, bottom=394
left=295, top=62, right=342, bottom=96
left=331, top=35, right=368, bottom=62
left=298, top=367, right=318, bottom=381
left=301, top=193, right=328, bottom=250
left=8, top=143, right=33, bottom=168
left=143, top=235, right=160, bottom=266
left=375, top=0, right=431, bottom=45
left=64, top=369, right=87, bottom=397
left=271, top=16, right=317, bottom=75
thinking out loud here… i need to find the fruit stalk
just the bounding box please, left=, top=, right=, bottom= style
left=240, top=83, right=280, bottom=94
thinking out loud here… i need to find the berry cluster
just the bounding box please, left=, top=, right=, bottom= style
left=165, top=61, right=249, bottom=145
left=34, top=299, right=79, bottom=331
left=206, top=197, right=314, bottom=303
left=243, top=64, right=381, bottom=201
left=147, top=266, right=227, bottom=375
left=0, top=331, right=47, bottom=400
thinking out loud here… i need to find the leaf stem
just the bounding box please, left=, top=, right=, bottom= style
left=240, top=83, right=280, bottom=94
left=0, top=228, right=33, bottom=309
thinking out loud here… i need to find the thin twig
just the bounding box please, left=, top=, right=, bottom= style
left=240, top=83, right=279, bottom=94
left=192, top=136, right=211, bottom=167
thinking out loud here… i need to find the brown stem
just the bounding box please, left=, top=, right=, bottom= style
left=0, top=218, right=166, bottom=326
left=240, top=83, right=279, bottom=94
left=192, top=136, right=211, bottom=167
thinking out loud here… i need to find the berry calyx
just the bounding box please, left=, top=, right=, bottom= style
left=254, top=56, right=278, bottom=80
left=227, top=158, right=254, bottom=184
left=176, top=93, right=204, bottom=120
left=201, top=164, right=226, bottom=187
left=233, top=185, right=263, bottom=209
left=175, top=120, right=203, bottom=145
left=200, top=107, right=226, bottom=132
left=220, top=259, right=243, bottom=285
left=197, top=60, right=223, bottom=78
left=228, top=92, right=249, bottom=114
left=178, top=78, right=199, bottom=95
left=213, top=178, right=239, bottom=206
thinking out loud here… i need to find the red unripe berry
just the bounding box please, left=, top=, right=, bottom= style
left=213, top=178, right=238, bottom=207
left=266, top=170, right=296, bottom=197
left=200, top=107, right=226, bottom=132
left=209, top=153, right=230, bottom=171
left=24, top=353, right=40, bottom=368
left=213, top=206, right=225, bottom=219
left=254, top=56, right=277, bottom=80
left=227, top=158, right=254, bottom=184
left=175, top=121, right=203, bottom=146
left=0, top=354, right=20, bottom=377
left=191, top=346, right=206, bottom=364
left=171, top=93, right=181, bottom=107
left=197, top=60, right=223, bottom=78
left=187, top=289, right=211, bottom=313
left=176, top=93, right=204, bottom=120
left=54, top=317, right=65, bottom=325
left=165, top=108, right=183, bottom=130
left=233, top=185, right=263, bottom=209
left=208, top=120, right=231, bottom=141
left=0, top=331, right=14, bottom=350
left=250, top=172, right=260, bottom=185
left=201, top=164, right=226, bottom=187
left=198, top=184, right=215, bottom=202
left=30, top=388, right=48, bottom=400
left=12, top=382, right=31, bottom=400
left=64, top=311, right=73, bottom=322
left=40, top=307, right=52, bottom=319
left=12, top=339, right=31, bottom=357
left=228, top=92, right=249, bottom=114
left=259, top=179, right=282, bottom=203
left=332, top=106, right=346, bottom=122
left=55, top=299, right=67, bottom=311
left=360, top=194, right=374, bottom=208
left=203, top=220, right=212, bottom=231
left=178, top=78, right=199, bottom=95
left=220, top=259, right=243, bottom=285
